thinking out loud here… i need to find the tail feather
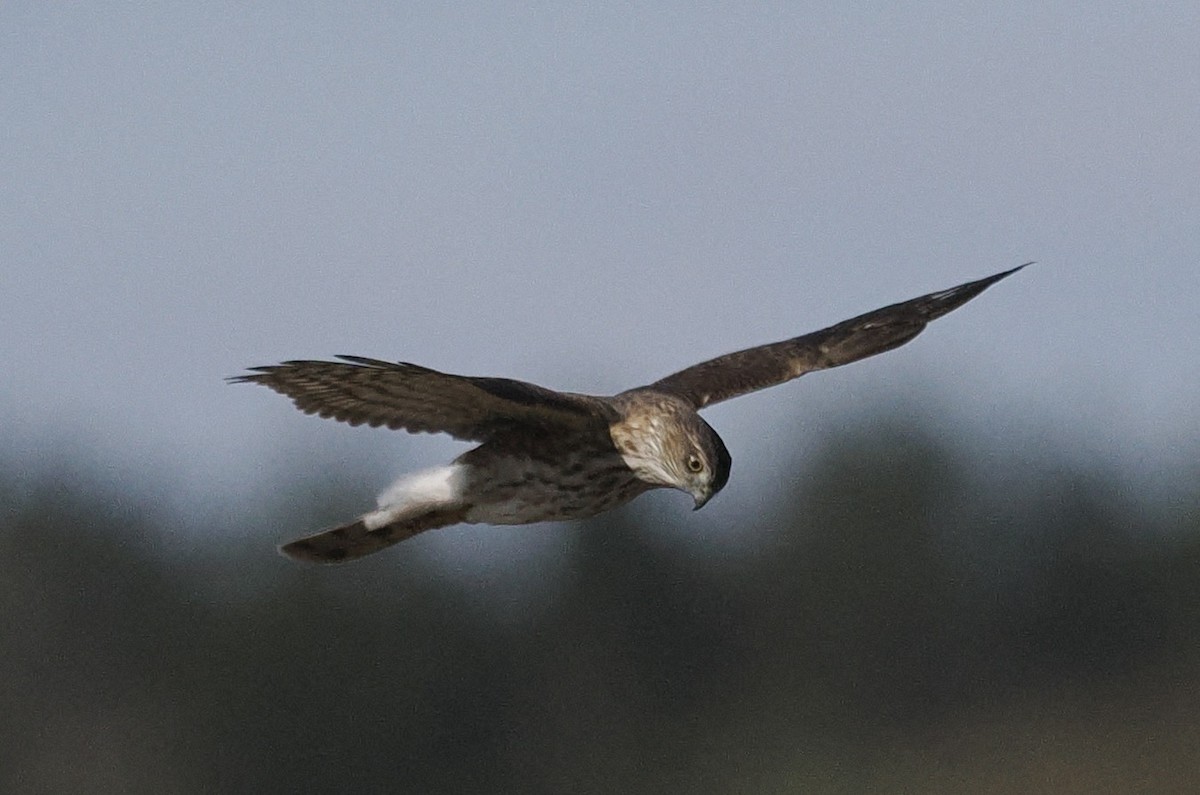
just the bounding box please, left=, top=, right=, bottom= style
left=280, top=507, right=467, bottom=563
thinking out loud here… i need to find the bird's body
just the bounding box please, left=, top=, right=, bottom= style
left=278, top=391, right=713, bottom=561
left=233, top=265, right=1027, bottom=562
left=459, top=428, right=653, bottom=525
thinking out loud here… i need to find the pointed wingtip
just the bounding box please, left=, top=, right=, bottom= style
left=226, top=365, right=275, bottom=385
left=914, top=262, right=1031, bottom=322
left=980, top=261, right=1034, bottom=287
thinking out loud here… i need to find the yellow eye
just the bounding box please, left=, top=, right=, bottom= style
left=686, top=455, right=704, bottom=473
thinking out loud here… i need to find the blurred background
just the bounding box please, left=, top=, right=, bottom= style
left=3, top=3, right=1198, bottom=792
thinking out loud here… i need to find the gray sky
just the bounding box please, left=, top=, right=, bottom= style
left=3, top=4, right=1198, bottom=531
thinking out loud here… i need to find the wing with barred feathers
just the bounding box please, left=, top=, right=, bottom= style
left=642, top=265, right=1028, bottom=409
left=230, top=355, right=618, bottom=442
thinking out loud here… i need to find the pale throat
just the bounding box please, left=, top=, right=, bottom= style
left=609, top=413, right=678, bottom=487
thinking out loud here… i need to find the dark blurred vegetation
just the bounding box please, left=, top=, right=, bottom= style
left=4, top=411, right=1200, bottom=794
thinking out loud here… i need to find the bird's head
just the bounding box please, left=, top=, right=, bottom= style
left=612, top=400, right=732, bottom=510
left=676, top=414, right=732, bottom=510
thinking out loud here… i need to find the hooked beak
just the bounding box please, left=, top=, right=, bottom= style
left=691, top=488, right=713, bottom=511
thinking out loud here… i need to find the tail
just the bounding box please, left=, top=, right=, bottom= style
left=281, top=464, right=468, bottom=563
left=280, top=506, right=468, bottom=563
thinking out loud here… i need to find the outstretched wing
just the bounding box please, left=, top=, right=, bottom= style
left=642, top=264, right=1029, bottom=410
left=230, top=355, right=617, bottom=442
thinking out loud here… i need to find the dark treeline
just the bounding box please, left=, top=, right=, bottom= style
left=3, top=413, right=1199, bottom=793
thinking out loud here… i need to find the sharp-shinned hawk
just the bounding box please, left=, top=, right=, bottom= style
left=232, top=265, right=1027, bottom=562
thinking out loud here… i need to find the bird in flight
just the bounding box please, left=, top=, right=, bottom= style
left=232, top=265, right=1027, bottom=563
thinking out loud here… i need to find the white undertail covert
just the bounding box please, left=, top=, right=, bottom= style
left=362, top=464, right=466, bottom=530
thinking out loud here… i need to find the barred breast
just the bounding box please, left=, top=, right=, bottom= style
left=457, top=437, right=651, bottom=525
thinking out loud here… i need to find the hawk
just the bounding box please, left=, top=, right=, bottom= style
left=232, top=265, right=1027, bottom=563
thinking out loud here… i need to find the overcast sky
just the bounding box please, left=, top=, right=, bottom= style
left=3, top=4, right=1198, bottom=533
